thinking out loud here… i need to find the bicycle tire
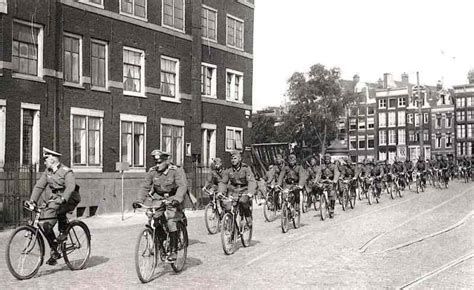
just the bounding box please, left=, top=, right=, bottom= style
left=312, top=194, right=319, bottom=211
left=62, top=221, right=91, bottom=271
left=241, top=216, right=253, bottom=247
left=390, top=182, right=395, bottom=199
left=319, top=194, right=327, bottom=221
left=301, top=190, right=308, bottom=213
left=367, top=187, right=373, bottom=205
left=281, top=202, right=289, bottom=233
left=220, top=213, right=236, bottom=255
left=6, top=225, right=45, bottom=280
left=350, top=187, right=356, bottom=209
left=171, top=221, right=188, bottom=273
left=135, top=227, right=156, bottom=283
left=263, top=198, right=277, bottom=222
left=293, top=204, right=300, bottom=229
left=204, top=204, right=220, bottom=234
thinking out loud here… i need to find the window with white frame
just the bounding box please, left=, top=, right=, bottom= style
left=358, top=119, right=366, bottom=130
left=435, top=135, right=442, bottom=148
left=378, top=99, right=386, bottom=109
left=456, top=111, right=466, bottom=121
left=79, top=0, right=103, bottom=8
left=388, top=98, right=397, bottom=109
left=446, top=134, right=452, bottom=148
left=226, top=126, right=243, bottom=151
left=379, top=130, right=387, bottom=145
left=161, top=118, right=184, bottom=166
left=226, top=69, right=243, bottom=102
left=358, top=136, right=366, bottom=150
left=227, top=14, right=244, bottom=50
left=120, top=114, right=146, bottom=168
left=201, top=63, right=216, bottom=97
left=64, top=33, right=82, bottom=84
left=161, top=56, right=180, bottom=99
left=378, top=112, right=386, bottom=127
left=468, top=124, right=473, bottom=138
left=367, top=136, right=375, bottom=149
left=20, top=104, right=40, bottom=166
left=456, top=97, right=465, bottom=108
left=349, top=119, right=357, bottom=131
left=424, top=113, right=429, bottom=124
left=435, top=115, right=442, bottom=129
left=163, top=0, right=184, bottom=31
left=201, top=5, right=217, bottom=41
left=388, top=130, right=396, bottom=145
left=120, top=0, right=146, bottom=19
left=398, top=97, right=406, bottom=107
left=398, top=129, right=406, bottom=145
left=367, top=106, right=375, bottom=115
left=202, top=124, right=216, bottom=168
left=397, top=111, right=405, bottom=126
left=424, top=131, right=429, bottom=141
left=367, top=117, right=374, bottom=129
left=71, top=108, right=103, bottom=169
left=467, top=97, right=474, bottom=107
left=388, top=112, right=396, bottom=127
left=91, top=40, right=107, bottom=88
left=123, top=47, right=145, bottom=96
left=12, top=20, right=43, bottom=77
left=409, top=131, right=415, bottom=142
left=0, top=103, right=5, bottom=168
left=415, top=113, right=420, bottom=126
left=446, top=115, right=452, bottom=127
left=407, top=113, right=413, bottom=124
left=349, top=136, right=357, bottom=150
left=469, top=111, right=474, bottom=121
left=457, top=125, right=466, bottom=138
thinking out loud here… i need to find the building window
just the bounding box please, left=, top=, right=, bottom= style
left=457, top=125, right=466, bottom=139
left=226, top=69, right=243, bottom=102
left=468, top=142, right=474, bottom=155
left=79, top=0, right=104, bottom=8
left=435, top=116, right=442, bottom=129
left=349, top=136, right=357, bottom=150
left=446, top=134, right=452, bottom=148
left=388, top=130, right=396, bottom=145
left=389, top=98, right=397, bottom=108
left=446, top=115, right=452, bottom=127
left=161, top=56, right=180, bottom=99
left=398, top=111, right=406, bottom=126
left=424, top=113, right=429, bottom=124
left=379, top=131, right=386, bottom=145
left=20, top=104, right=40, bottom=166
left=123, top=47, right=145, bottom=96
left=358, top=136, right=366, bottom=150
left=368, top=136, right=374, bottom=149
left=367, top=118, right=374, bottom=129
left=120, top=0, right=146, bottom=19
left=467, top=97, right=474, bottom=107
left=202, top=125, right=216, bottom=168
left=468, top=124, right=474, bottom=138
left=91, top=40, right=107, bottom=88
left=358, top=119, right=366, bottom=130
left=457, top=142, right=464, bottom=156
left=378, top=112, right=386, bottom=128
left=64, top=34, right=82, bottom=84
left=415, top=113, right=420, bottom=126
left=12, top=21, right=43, bottom=77
left=201, top=5, right=217, bottom=41
left=120, top=114, right=146, bottom=168
left=367, top=106, right=375, bottom=115
left=227, top=14, right=244, bottom=50
left=467, top=111, right=474, bottom=121
left=407, top=113, right=413, bottom=124
left=163, top=0, right=184, bottom=31
left=161, top=119, right=184, bottom=166
left=423, top=131, right=429, bottom=141
left=398, top=97, right=406, bottom=107
left=435, top=135, right=442, bottom=149
left=0, top=104, right=5, bottom=169
left=456, top=97, right=466, bottom=108
left=439, top=94, right=447, bottom=105
left=398, top=129, right=406, bottom=145
left=71, top=108, right=103, bottom=169
left=349, top=119, right=356, bottom=131
left=201, top=63, right=216, bottom=98
left=388, top=112, right=396, bottom=127
left=226, top=126, right=243, bottom=151
left=409, top=131, right=415, bottom=142
left=378, top=99, right=386, bottom=109
left=456, top=111, right=466, bottom=121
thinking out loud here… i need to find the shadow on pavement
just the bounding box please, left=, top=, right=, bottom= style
left=38, top=256, right=110, bottom=277
left=188, top=239, right=206, bottom=246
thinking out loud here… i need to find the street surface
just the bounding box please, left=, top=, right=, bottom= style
left=0, top=181, right=473, bottom=289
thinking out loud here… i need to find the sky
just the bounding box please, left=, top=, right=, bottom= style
left=253, top=0, right=474, bottom=111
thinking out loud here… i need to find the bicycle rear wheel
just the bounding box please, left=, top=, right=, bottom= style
left=341, top=188, right=349, bottom=211
left=135, top=228, right=156, bottom=283
left=292, top=204, right=300, bottom=229
left=171, top=222, right=188, bottom=273
left=220, top=213, right=236, bottom=255
left=62, top=221, right=91, bottom=271
left=367, top=187, right=373, bottom=205
left=204, top=204, right=220, bottom=234
left=281, top=202, right=289, bottom=233
left=6, top=226, right=45, bottom=280
left=263, top=197, right=277, bottom=222
left=241, top=216, right=253, bottom=247
left=319, top=194, right=328, bottom=221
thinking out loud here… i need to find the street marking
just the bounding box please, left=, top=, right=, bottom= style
left=359, top=184, right=474, bottom=253
left=398, top=251, right=474, bottom=289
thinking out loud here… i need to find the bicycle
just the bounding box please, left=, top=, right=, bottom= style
left=134, top=200, right=188, bottom=283
left=314, top=180, right=333, bottom=220
left=203, top=188, right=222, bottom=235
left=6, top=200, right=91, bottom=280
left=279, top=186, right=301, bottom=233
left=220, top=194, right=253, bottom=255
left=263, top=185, right=281, bottom=222
left=390, top=174, right=403, bottom=198
left=413, top=171, right=425, bottom=193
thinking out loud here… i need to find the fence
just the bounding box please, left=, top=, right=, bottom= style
left=184, top=162, right=209, bottom=209
left=0, top=163, right=37, bottom=229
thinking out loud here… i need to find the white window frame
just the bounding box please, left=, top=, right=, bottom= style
left=201, top=123, right=217, bottom=168
left=398, top=97, right=406, bottom=107
left=379, top=130, right=387, bottom=145
left=446, top=116, right=452, bottom=128
left=120, top=114, right=147, bottom=172
left=367, top=135, right=375, bottom=149
left=0, top=100, right=5, bottom=170
left=435, top=135, right=442, bottom=149
left=407, top=113, right=413, bottom=124
left=226, top=14, right=244, bottom=50
left=12, top=19, right=44, bottom=80
left=70, top=107, right=104, bottom=172
left=446, top=134, right=453, bottom=148
left=398, top=129, right=406, bottom=145
left=123, top=46, right=146, bottom=97
left=160, top=55, right=181, bottom=102
left=378, top=112, right=386, bottom=128
left=424, top=113, right=429, bottom=124
left=415, top=113, right=420, bottom=127
left=120, top=0, right=147, bottom=21
left=358, top=135, right=366, bottom=150
left=367, top=106, right=375, bottom=116
left=349, top=136, right=357, bottom=150
left=63, top=32, right=83, bottom=86
left=20, top=103, right=40, bottom=169
left=358, top=119, right=366, bottom=130
left=397, top=111, right=406, bottom=126
left=225, top=126, right=243, bottom=152
left=160, top=118, right=185, bottom=167
left=367, top=117, right=375, bottom=129
left=378, top=99, right=386, bottom=109
left=226, top=68, right=244, bottom=103
left=201, top=62, right=217, bottom=98
left=388, top=129, right=396, bottom=145
left=201, top=5, right=217, bottom=42
left=78, top=0, right=104, bottom=9
left=388, top=112, right=396, bottom=127
left=388, top=98, right=397, bottom=109
left=162, top=0, right=185, bottom=32
left=90, top=39, right=109, bottom=90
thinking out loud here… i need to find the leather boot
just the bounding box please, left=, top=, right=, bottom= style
left=167, top=231, right=178, bottom=262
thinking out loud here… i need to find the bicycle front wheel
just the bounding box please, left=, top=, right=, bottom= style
left=171, top=222, right=188, bottom=273
left=6, top=226, right=45, bottom=280
left=62, top=221, right=91, bottom=271
left=281, top=202, right=289, bottom=233
left=241, top=216, right=253, bottom=247
left=135, top=228, right=157, bottom=283
left=204, top=204, right=220, bottom=235
left=263, top=197, right=277, bottom=222
left=220, top=213, right=236, bottom=255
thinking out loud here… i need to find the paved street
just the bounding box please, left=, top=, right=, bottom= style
left=0, top=181, right=473, bottom=289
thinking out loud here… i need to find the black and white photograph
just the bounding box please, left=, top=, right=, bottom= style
left=0, top=0, right=473, bottom=288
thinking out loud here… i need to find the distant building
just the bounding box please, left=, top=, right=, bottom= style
left=453, top=71, right=474, bottom=158
left=430, top=83, right=455, bottom=159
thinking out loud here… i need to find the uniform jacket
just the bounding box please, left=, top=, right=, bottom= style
left=370, top=165, right=384, bottom=177
left=277, top=164, right=307, bottom=187
left=138, top=165, right=187, bottom=203
left=30, top=163, right=80, bottom=203
left=205, top=169, right=225, bottom=190
left=416, top=161, right=426, bottom=171
left=218, top=163, right=257, bottom=195
left=314, top=163, right=340, bottom=183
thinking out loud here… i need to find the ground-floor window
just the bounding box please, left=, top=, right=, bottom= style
left=161, top=118, right=184, bottom=166
left=71, top=107, right=103, bottom=170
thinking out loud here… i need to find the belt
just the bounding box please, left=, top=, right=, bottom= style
left=51, top=189, right=63, bottom=194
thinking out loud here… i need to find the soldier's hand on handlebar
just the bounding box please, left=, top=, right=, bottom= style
left=171, top=199, right=180, bottom=208
left=132, top=201, right=142, bottom=209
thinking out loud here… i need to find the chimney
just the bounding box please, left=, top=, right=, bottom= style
left=468, top=69, right=474, bottom=84
left=401, top=72, right=409, bottom=85
left=377, top=78, right=384, bottom=89
left=383, top=73, right=395, bottom=88
left=436, top=80, right=443, bottom=90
